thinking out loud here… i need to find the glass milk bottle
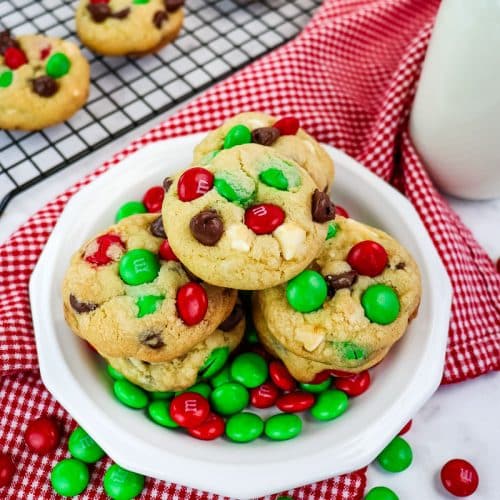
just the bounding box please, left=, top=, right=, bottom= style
left=409, top=0, right=500, bottom=199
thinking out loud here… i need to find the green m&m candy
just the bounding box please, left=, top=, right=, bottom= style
left=264, top=413, right=302, bottom=441
left=377, top=436, right=413, bottom=472
left=136, top=294, right=164, bottom=317
left=46, top=52, right=71, bottom=78
left=51, top=458, right=89, bottom=497
left=148, top=400, right=179, bottom=428
left=286, top=270, right=328, bottom=313
left=226, top=412, right=264, bottom=443
left=214, top=171, right=255, bottom=205
left=244, top=327, right=259, bottom=345
left=365, top=486, right=399, bottom=500
left=68, top=427, right=105, bottom=463
left=299, top=378, right=331, bottom=393
left=133, top=0, right=150, bottom=3
left=310, top=389, right=348, bottom=421
left=103, top=464, right=145, bottom=500
left=107, top=364, right=126, bottom=381
left=115, top=201, right=147, bottom=222
left=113, top=380, right=149, bottom=409
left=230, top=352, right=268, bottom=388
left=340, top=341, right=366, bottom=361
left=361, top=284, right=400, bottom=325
left=210, top=382, right=249, bottom=415
left=223, top=124, right=252, bottom=149
left=199, top=347, right=229, bottom=378
left=210, top=365, right=232, bottom=388
left=200, top=150, right=220, bottom=165
left=180, top=382, right=212, bottom=399
left=326, top=222, right=338, bottom=240
left=0, top=70, right=13, bottom=88
left=119, top=249, right=160, bottom=286
left=259, top=168, right=289, bottom=190
left=150, top=390, right=174, bottom=400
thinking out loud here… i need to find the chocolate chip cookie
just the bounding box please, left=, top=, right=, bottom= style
left=76, top=0, right=184, bottom=56
left=193, top=112, right=335, bottom=192
left=0, top=32, right=89, bottom=130
left=162, top=144, right=334, bottom=290
left=62, top=213, right=237, bottom=363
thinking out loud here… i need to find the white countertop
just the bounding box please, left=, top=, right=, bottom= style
left=1, top=114, right=499, bottom=499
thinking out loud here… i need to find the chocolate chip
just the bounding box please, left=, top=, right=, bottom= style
left=0, top=30, right=19, bottom=56
left=311, top=189, right=335, bottom=223
left=395, top=262, right=406, bottom=270
left=164, top=0, right=184, bottom=12
left=32, top=76, right=58, bottom=97
left=70, top=294, right=98, bottom=313
left=190, top=210, right=223, bottom=246
left=139, top=331, right=165, bottom=349
left=87, top=3, right=111, bottom=22
left=251, top=127, right=280, bottom=146
left=153, top=10, right=168, bottom=28
left=163, top=177, right=173, bottom=192
left=219, top=303, right=244, bottom=332
left=325, top=271, right=358, bottom=297
left=150, top=216, right=166, bottom=238
left=112, top=7, right=130, bottom=19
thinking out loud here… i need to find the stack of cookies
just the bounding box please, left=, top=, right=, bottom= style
left=63, top=112, right=421, bottom=392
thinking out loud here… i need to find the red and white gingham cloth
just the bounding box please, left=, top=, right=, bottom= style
left=1, top=0, right=499, bottom=498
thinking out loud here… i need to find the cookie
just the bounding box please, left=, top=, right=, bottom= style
left=76, top=0, right=184, bottom=56
left=162, top=143, right=334, bottom=290
left=253, top=216, right=421, bottom=372
left=193, top=112, right=334, bottom=192
left=62, top=213, right=237, bottom=363
left=104, top=310, right=245, bottom=391
left=0, top=32, right=89, bottom=130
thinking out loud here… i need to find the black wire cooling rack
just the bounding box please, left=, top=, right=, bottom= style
left=0, top=0, right=321, bottom=214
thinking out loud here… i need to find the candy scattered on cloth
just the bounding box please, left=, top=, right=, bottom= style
left=1, top=0, right=499, bottom=498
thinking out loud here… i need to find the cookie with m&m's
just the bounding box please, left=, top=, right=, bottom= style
left=252, top=216, right=421, bottom=375
left=162, top=144, right=335, bottom=290
left=62, top=213, right=237, bottom=363
left=0, top=32, right=89, bottom=130
left=193, top=112, right=335, bottom=192
left=76, top=0, right=184, bottom=56
left=105, top=303, right=245, bottom=391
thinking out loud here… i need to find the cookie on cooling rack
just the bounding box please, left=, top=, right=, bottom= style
left=162, top=144, right=334, bottom=290
left=252, top=216, right=421, bottom=379
left=62, top=213, right=237, bottom=363
left=193, top=112, right=335, bottom=192
left=76, top=0, right=184, bottom=56
left=0, top=32, right=90, bottom=130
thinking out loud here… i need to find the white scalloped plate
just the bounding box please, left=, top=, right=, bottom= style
left=30, top=133, right=451, bottom=498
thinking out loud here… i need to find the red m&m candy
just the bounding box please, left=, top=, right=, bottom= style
left=187, top=412, right=225, bottom=440
left=84, top=234, right=125, bottom=266
left=4, top=47, right=27, bottom=69
left=0, top=453, right=15, bottom=488
left=334, top=371, right=370, bottom=397
left=311, top=370, right=331, bottom=384
left=24, top=416, right=61, bottom=454
left=142, top=186, right=165, bottom=213
left=269, top=360, right=296, bottom=392
left=330, top=369, right=354, bottom=378
left=398, top=420, right=412, bottom=435
left=347, top=240, right=388, bottom=277
left=273, top=117, right=300, bottom=136
left=177, top=167, right=214, bottom=202
left=441, top=459, right=479, bottom=497
left=244, top=204, right=285, bottom=234
left=176, top=282, right=208, bottom=325
left=159, top=239, right=178, bottom=261
left=169, top=392, right=210, bottom=428
left=335, top=205, right=349, bottom=218
left=276, top=392, right=315, bottom=413
left=250, top=382, right=279, bottom=409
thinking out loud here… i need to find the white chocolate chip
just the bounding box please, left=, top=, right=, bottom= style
left=247, top=119, right=267, bottom=129
left=303, top=139, right=317, bottom=155
left=295, top=325, right=325, bottom=352
left=226, top=223, right=255, bottom=253
left=273, top=223, right=306, bottom=260
left=83, top=239, right=98, bottom=260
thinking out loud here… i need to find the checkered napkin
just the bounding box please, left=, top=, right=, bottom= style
left=1, top=0, right=499, bottom=498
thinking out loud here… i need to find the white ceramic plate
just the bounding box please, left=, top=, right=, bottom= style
left=30, top=134, right=452, bottom=498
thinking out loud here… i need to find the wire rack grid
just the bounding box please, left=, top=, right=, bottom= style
left=0, top=0, right=321, bottom=214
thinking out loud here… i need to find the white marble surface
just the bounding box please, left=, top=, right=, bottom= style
left=1, top=115, right=499, bottom=500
